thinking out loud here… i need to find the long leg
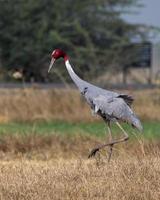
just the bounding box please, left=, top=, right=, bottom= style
left=107, top=122, right=113, bottom=162
left=88, top=121, right=129, bottom=158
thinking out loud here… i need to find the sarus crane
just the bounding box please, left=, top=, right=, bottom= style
left=48, top=49, right=143, bottom=161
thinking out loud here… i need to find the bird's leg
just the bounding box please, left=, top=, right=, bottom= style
left=88, top=122, right=129, bottom=158
left=88, top=122, right=113, bottom=159
left=101, top=121, right=129, bottom=146
left=115, top=121, right=129, bottom=141
left=107, top=122, right=113, bottom=162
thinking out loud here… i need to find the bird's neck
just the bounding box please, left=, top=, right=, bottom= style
left=65, top=59, right=86, bottom=91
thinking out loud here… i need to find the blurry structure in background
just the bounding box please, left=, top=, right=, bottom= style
left=121, top=42, right=152, bottom=85
left=121, top=42, right=152, bottom=84
left=152, top=43, right=160, bottom=85
left=95, top=41, right=160, bottom=87
left=129, top=42, right=160, bottom=85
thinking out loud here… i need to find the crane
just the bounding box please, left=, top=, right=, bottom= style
left=48, top=49, right=143, bottom=161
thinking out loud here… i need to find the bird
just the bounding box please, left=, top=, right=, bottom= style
left=48, top=49, right=143, bottom=161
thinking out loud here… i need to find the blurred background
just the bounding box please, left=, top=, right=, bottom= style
left=0, top=0, right=159, bottom=138
left=0, top=0, right=159, bottom=155
left=0, top=0, right=159, bottom=86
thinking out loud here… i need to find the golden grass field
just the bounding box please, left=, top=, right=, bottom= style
left=0, top=134, right=159, bottom=200
left=0, top=157, right=159, bottom=200
left=0, top=88, right=159, bottom=199
left=0, top=133, right=159, bottom=200
left=0, top=87, right=159, bottom=122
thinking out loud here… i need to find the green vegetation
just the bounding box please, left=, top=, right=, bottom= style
left=0, top=121, right=159, bottom=140
left=0, top=0, right=149, bottom=81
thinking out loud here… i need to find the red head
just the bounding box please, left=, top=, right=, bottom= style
left=48, top=49, right=68, bottom=73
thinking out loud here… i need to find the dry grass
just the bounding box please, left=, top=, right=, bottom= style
left=0, top=88, right=159, bottom=123
left=0, top=135, right=159, bottom=199
left=133, top=89, right=160, bottom=121
left=0, top=134, right=159, bottom=200
left=0, top=88, right=159, bottom=199
left=0, top=158, right=159, bottom=200
left=0, top=88, right=91, bottom=123
left=0, top=133, right=159, bottom=160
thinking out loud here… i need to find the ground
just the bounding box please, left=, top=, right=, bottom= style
left=0, top=88, right=159, bottom=200
left=0, top=147, right=159, bottom=200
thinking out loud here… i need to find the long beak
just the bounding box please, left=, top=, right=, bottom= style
left=48, top=58, right=55, bottom=73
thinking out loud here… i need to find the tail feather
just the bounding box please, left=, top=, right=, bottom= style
left=118, top=94, right=134, bottom=107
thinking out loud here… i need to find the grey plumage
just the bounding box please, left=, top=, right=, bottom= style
left=65, top=59, right=143, bottom=159
left=49, top=50, right=143, bottom=160
left=65, top=59, right=142, bottom=131
left=81, top=86, right=142, bottom=131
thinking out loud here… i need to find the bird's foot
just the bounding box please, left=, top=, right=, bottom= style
left=88, top=148, right=99, bottom=158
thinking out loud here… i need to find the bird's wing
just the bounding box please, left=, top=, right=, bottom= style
left=92, top=95, right=134, bottom=121
left=81, top=82, right=133, bottom=106
left=92, top=95, right=113, bottom=115
left=81, top=84, right=134, bottom=113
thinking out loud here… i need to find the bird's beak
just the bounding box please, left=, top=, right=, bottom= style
left=48, top=58, right=55, bottom=73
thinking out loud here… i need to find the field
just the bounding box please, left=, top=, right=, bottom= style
left=0, top=88, right=159, bottom=200
left=0, top=88, right=159, bottom=123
